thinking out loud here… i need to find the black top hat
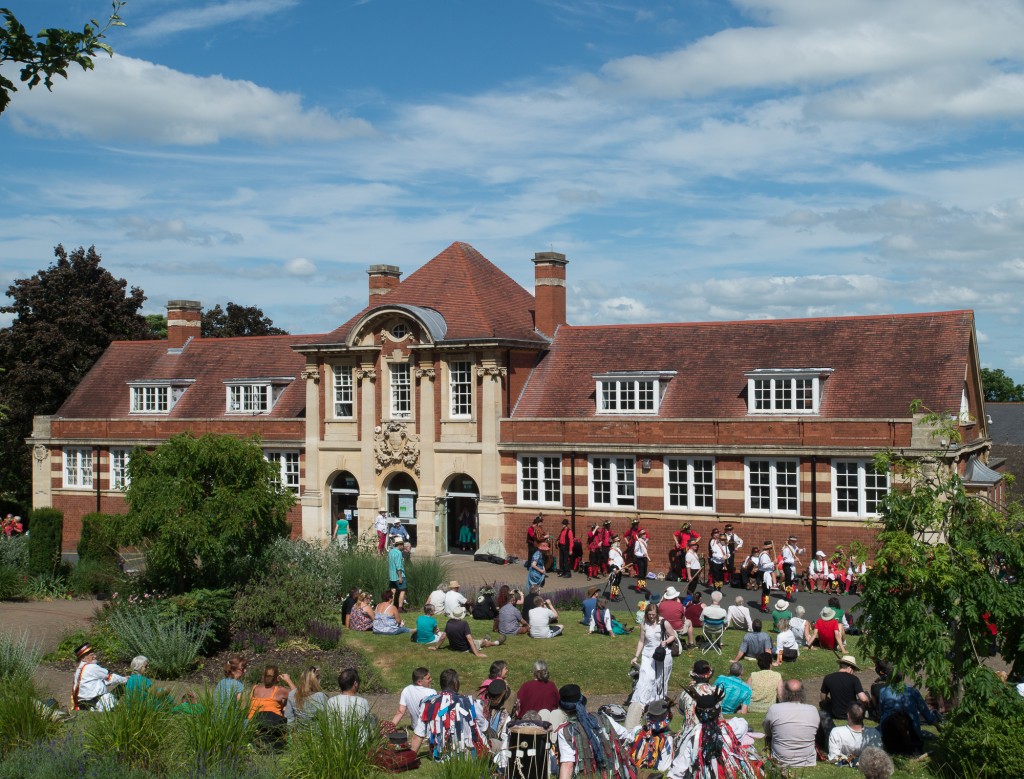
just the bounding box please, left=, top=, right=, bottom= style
left=558, top=684, right=584, bottom=709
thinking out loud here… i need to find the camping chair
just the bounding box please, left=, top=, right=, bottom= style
left=701, top=615, right=726, bottom=655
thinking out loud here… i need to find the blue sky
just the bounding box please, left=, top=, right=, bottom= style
left=2, top=0, right=1024, bottom=381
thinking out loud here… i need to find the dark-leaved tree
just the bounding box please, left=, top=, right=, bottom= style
left=123, top=433, right=294, bottom=593
left=981, top=367, right=1024, bottom=402
left=201, top=302, right=288, bottom=338
left=0, top=244, right=149, bottom=506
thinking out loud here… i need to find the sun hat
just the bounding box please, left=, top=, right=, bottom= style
left=838, top=655, right=861, bottom=671
left=663, top=586, right=681, bottom=600
left=451, top=606, right=467, bottom=619
left=646, top=700, right=670, bottom=720
left=774, top=599, right=790, bottom=612
left=821, top=606, right=837, bottom=621
left=449, top=580, right=460, bottom=589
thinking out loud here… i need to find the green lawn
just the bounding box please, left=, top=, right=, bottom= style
left=344, top=614, right=867, bottom=696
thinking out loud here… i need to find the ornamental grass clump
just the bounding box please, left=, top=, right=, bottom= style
left=282, top=708, right=386, bottom=779
left=433, top=752, right=494, bottom=779
left=174, top=688, right=253, bottom=773
left=0, top=630, right=42, bottom=685
left=105, top=605, right=209, bottom=679
left=0, top=679, right=64, bottom=757
left=83, top=691, right=176, bottom=773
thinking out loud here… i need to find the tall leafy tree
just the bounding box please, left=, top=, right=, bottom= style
left=123, top=433, right=294, bottom=593
left=201, top=301, right=288, bottom=338
left=0, top=244, right=149, bottom=504
left=1, top=2, right=125, bottom=115
left=981, top=367, right=1024, bottom=402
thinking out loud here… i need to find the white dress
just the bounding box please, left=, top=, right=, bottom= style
left=633, top=621, right=673, bottom=706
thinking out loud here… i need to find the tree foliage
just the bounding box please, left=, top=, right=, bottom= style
left=856, top=409, right=1024, bottom=701
left=0, top=2, right=125, bottom=115
left=981, top=367, right=1024, bottom=402
left=123, top=434, right=294, bottom=593
left=0, top=245, right=149, bottom=505
left=201, top=302, right=287, bottom=338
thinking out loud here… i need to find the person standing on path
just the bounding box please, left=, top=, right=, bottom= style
left=388, top=537, right=408, bottom=611
left=557, top=518, right=574, bottom=578
left=374, top=509, right=388, bottom=555
left=685, top=539, right=702, bottom=596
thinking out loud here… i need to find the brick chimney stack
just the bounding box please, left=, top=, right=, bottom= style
left=367, top=264, right=402, bottom=303
left=166, top=300, right=202, bottom=348
left=532, top=251, right=568, bottom=337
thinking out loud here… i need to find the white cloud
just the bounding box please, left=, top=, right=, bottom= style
left=285, top=257, right=317, bottom=276
left=130, top=0, right=299, bottom=40
left=5, top=56, right=372, bottom=145
left=121, top=216, right=242, bottom=245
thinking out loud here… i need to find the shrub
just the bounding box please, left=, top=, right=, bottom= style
left=105, top=606, right=209, bottom=679
left=47, top=627, right=125, bottom=665
left=282, top=708, right=386, bottom=779
left=935, top=671, right=1024, bottom=779
left=83, top=692, right=176, bottom=773
left=0, top=564, right=23, bottom=600
left=0, top=630, right=42, bottom=685
left=27, top=508, right=63, bottom=577
left=232, top=569, right=334, bottom=637
left=173, top=688, right=253, bottom=773
left=0, top=679, right=64, bottom=757
left=0, top=735, right=158, bottom=779
left=77, top=512, right=122, bottom=564
left=69, top=558, right=126, bottom=597
left=156, top=588, right=234, bottom=653
left=21, top=573, right=71, bottom=601
left=0, top=533, right=29, bottom=571
left=405, top=554, right=451, bottom=607
left=307, top=620, right=342, bottom=650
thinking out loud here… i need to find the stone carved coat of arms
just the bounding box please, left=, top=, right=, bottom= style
left=373, top=421, right=421, bottom=475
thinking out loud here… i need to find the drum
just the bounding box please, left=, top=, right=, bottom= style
left=506, top=724, right=549, bottom=778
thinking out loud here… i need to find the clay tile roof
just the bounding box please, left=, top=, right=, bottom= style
left=512, top=311, right=974, bottom=419
left=308, top=242, right=547, bottom=347
left=56, top=333, right=324, bottom=419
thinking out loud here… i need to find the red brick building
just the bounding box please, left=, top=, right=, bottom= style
left=29, top=242, right=996, bottom=559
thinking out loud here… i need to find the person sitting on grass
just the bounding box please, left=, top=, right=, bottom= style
left=248, top=666, right=295, bottom=746
left=789, top=604, right=814, bottom=648
left=391, top=667, right=436, bottom=729
left=812, top=607, right=847, bottom=653
left=774, top=619, right=800, bottom=665
left=495, top=589, right=530, bottom=636
left=72, top=643, right=128, bottom=712
left=582, top=586, right=600, bottom=625
left=285, top=667, right=329, bottom=724
left=373, top=589, right=412, bottom=635
left=348, top=591, right=374, bottom=632
left=477, top=660, right=509, bottom=698
left=514, top=659, right=560, bottom=717
left=732, top=618, right=773, bottom=662
left=713, top=662, right=752, bottom=715
left=125, top=655, right=167, bottom=702
left=747, top=652, right=784, bottom=713
left=214, top=655, right=247, bottom=707
left=529, top=594, right=564, bottom=638
left=409, top=669, right=489, bottom=761
left=431, top=606, right=504, bottom=657
left=589, top=596, right=617, bottom=636
left=413, top=603, right=443, bottom=644
left=727, top=595, right=754, bottom=632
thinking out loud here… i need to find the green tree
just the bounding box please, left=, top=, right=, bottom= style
left=1, top=2, right=125, bottom=115
left=0, top=245, right=149, bottom=505
left=981, top=367, right=1024, bottom=402
left=857, top=407, right=1024, bottom=698
left=144, top=313, right=167, bottom=340
left=201, top=302, right=288, bottom=338
left=123, top=434, right=294, bottom=593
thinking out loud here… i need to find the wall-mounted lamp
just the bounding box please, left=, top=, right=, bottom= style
left=642, top=458, right=652, bottom=471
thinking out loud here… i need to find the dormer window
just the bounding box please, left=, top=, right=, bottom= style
left=745, top=368, right=832, bottom=415
left=225, top=377, right=292, bottom=414
left=128, top=379, right=193, bottom=413
left=594, top=371, right=675, bottom=415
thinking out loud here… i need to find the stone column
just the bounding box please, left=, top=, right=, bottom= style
left=356, top=363, right=379, bottom=545
left=477, top=358, right=507, bottom=547
left=415, top=365, right=438, bottom=556
left=300, top=365, right=325, bottom=541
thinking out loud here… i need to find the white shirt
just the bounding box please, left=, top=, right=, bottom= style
left=710, top=539, right=727, bottom=564
left=443, top=590, right=467, bottom=616
left=782, top=545, right=797, bottom=564
left=398, top=684, right=437, bottom=728
left=727, top=604, right=754, bottom=632
left=776, top=629, right=799, bottom=656
left=529, top=606, right=558, bottom=638
left=703, top=604, right=727, bottom=623
left=758, top=551, right=775, bottom=571
left=74, top=661, right=127, bottom=703
left=828, top=725, right=865, bottom=761
left=634, top=537, right=648, bottom=558
left=374, top=513, right=388, bottom=533
left=789, top=616, right=808, bottom=645
left=724, top=531, right=744, bottom=551
left=685, top=550, right=701, bottom=571
left=609, top=547, right=625, bottom=570
left=427, top=589, right=447, bottom=614
left=326, top=693, right=371, bottom=720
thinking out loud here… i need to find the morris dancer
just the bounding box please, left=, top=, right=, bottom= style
left=809, top=551, right=830, bottom=592
left=722, top=523, right=743, bottom=585
left=72, top=643, right=127, bottom=711
left=781, top=536, right=802, bottom=598
left=757, top=541, right=776, bottom=613
left=708, top=529, right=729, bottom=591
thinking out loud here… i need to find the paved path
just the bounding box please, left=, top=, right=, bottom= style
left=0, top=598, right=100, bottom=650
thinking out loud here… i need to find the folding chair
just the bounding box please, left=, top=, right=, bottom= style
left=701, top=615, right=726, bottom=655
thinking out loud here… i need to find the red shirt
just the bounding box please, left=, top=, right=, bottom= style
left=658, top=599, right=686, bottom=631
left=515, top=680, right=559, bottom=716
left=684, top=603, right=704, bottom=628
left=814, top=618, right=841, bottom=649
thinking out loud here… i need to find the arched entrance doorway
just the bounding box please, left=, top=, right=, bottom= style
left=443, top=474, right=478, bottom=555
left=330, top=471, right=360, bottom=542
left=385, top=472, right=419, bottom=547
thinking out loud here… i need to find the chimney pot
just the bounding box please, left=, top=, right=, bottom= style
left=532, top=251, right=568, bottom=337
left=166, top=300, right=202, bottom=348
left=367, top=264, right=402, bottom=303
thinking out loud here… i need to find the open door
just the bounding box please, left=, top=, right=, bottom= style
left=434, top=497, right=448, bottom=555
